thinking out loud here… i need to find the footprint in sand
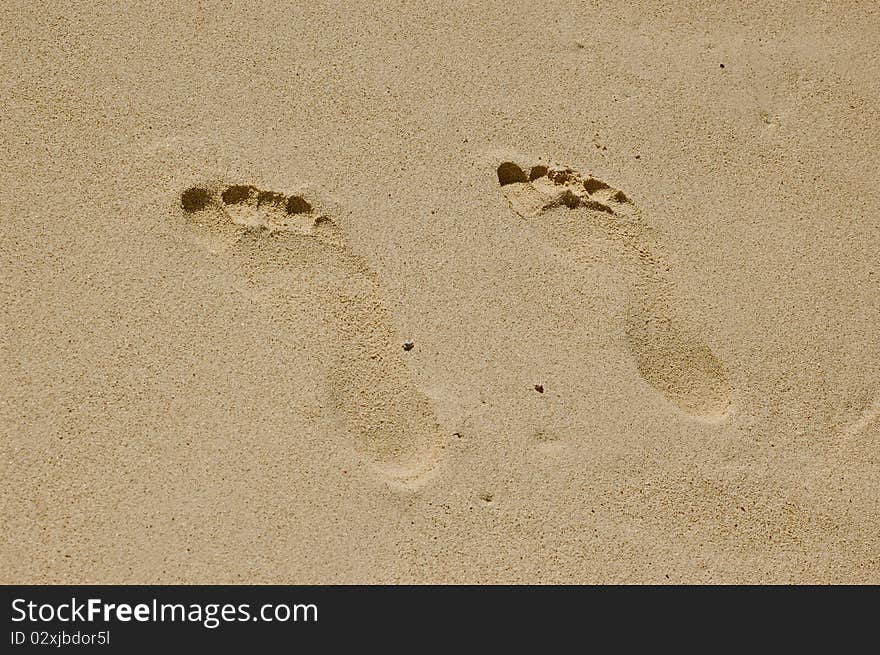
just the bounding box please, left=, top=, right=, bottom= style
left=496, top=159, right=731, bottom=421
left=843, top=390, right=880, bottom=436
left=177, top=181, right=445, bottom=489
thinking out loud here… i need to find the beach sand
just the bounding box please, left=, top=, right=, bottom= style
left=2, top=1, right=878, bottom=583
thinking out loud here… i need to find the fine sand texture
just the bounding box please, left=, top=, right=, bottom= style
left=2, top=2, right=879, bottom=583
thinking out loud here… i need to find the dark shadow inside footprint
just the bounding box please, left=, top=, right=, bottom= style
left=582, top=178, right=610, bottom=194
left=497, top=162, right=528, bottom=186
left=529, top=165, right=549, bottom=181
left=180, top=187, right=211, bottom=213
left=285, top=196, right=312, bottom=215
left=221, top=185, right=257, bottom=205
left=257, top=191, right=286, bottom=207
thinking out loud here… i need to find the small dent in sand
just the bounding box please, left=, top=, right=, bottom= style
left=533, top=429, right=558, bottom=442
left=547, top=167, right=579, bottom=185
left=221, top=185, right=257, bottom=205
left=583, top=177, right=611, bottom=195
left=561, top=189, right=581, bottom=208
left=257, top=190, right=286, bottom=207
left=582, top=199, right=614, bottom=214
left=529, top=165, right=549, bottom=181
left=180, top=186, right=211, bottom=213
left=285, top=195, right=312, bottom=215
left=497, top=162, right=528, bottom=186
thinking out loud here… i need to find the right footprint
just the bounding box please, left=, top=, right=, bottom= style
left=497, top=159, right=731, bottom=421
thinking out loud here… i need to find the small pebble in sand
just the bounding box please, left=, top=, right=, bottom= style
left=403, top=340, right=414, bottom=351
left=534, top=384, right=544, bottom=393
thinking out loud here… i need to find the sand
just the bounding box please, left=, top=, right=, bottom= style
left=1, top=2, right=878, bottom=584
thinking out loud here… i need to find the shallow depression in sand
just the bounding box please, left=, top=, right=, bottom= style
left=174, top=181, right=447, bottom=489
left=496, top=159, right=732, bottom=421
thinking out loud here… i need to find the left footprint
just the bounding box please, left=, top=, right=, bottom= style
left=177, top=181, right=446, bottom=489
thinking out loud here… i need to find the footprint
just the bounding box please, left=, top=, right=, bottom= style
left=176, top=181, right=445, bottom=489
left=843, top=390, right=880, bottom=436
left=496, top=159, right=731, bottom=421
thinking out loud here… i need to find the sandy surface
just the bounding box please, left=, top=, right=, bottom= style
left=2, top=2, right=878, bottom=583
